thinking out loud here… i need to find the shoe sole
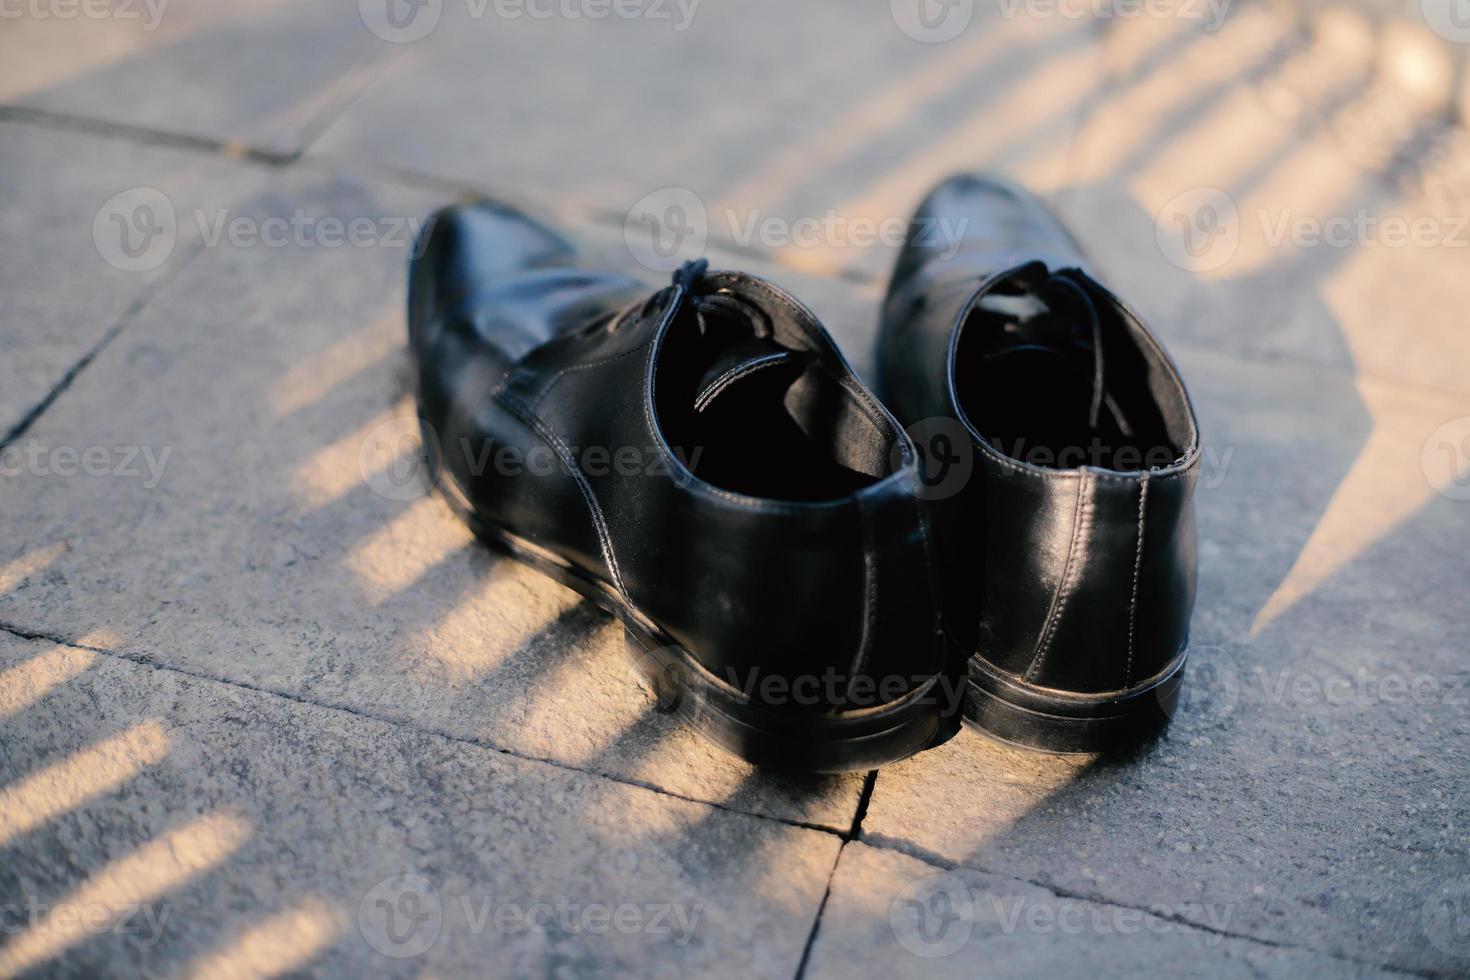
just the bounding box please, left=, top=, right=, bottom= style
left=432, top=471, right=956, bottom=773
left=964, top=654, right=1187, bottom=755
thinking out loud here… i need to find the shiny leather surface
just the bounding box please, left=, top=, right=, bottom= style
left=409, top=203, right=945, bottom=713
left=876, top=175, right=1201, bottom=696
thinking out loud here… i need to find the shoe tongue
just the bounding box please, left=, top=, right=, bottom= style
left=974, top=287, right=1090, bottom=359
left=692, top=335, right=799, bottom=414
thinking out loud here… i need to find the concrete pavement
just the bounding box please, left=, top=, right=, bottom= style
left=1, top=1, right=1467, bottom=976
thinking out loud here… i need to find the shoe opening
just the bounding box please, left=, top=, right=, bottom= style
left=653, top=280, right=898, bottom=501
left=953, top=264, right=1194, bottom=471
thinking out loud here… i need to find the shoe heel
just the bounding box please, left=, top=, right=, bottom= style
left=965, top=655, right=1187, bottom=755
left=621, top=624, right=953, bottom=773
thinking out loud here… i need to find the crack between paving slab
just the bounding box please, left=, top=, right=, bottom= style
left=0, top=98, right=866, bottom=291
left=2, top=607, right=1443, bottom=979
left=6, top=102, right=1470, bottom=404
left=0, top=618, right=852, bottom=838
left=793, top=770, right=879, bottom=980
left=860, top=832, right=1439, bottom=979
left=0, top=104, right=301, bottom=166
left=0, top=239, right=208, bottom=450
left=292, top=50, right=412, bottom=160
left=304, top=162, right=1470, bottom=404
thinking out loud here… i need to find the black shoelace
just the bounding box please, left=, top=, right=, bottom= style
left=625, top=258, right=772, bottom=339
left=1045, top=273, right=1106, bottom=432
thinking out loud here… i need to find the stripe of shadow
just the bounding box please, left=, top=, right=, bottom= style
left=421, top=599, right=618, bottom=744
left=709, top=26, right=1025, bottom=214
left=0, top=811, right=251, bottom=975
left=176, top=897, right=348, bottom=980
left=0, top=721, right=170, bottom=848
left=567, top=641, right=864, bottom=835
left=11, top=5, right=387, bottom=159
left=1201, top=97, right=1443, bottom=300
left=268, top=310, right=405, bottom=422
left=603, top=764, right=851, bottom=888
left=0, top=641, right=100, bottom=723
left=0, top=810, right=251, bottom=977
left=648, top=9, right=916, bottom=191
left=709, top=21, right=1096, bottom=222
left=1084, top=22, right=1309, bottom=188
left=394, top=554, right=865, bottom=831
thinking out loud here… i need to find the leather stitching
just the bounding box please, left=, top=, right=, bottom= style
left=1126, top=474, right=1150, bottom=688
left=641, top=318, right=904, bottom=516
left=976, top=445, right=1194, bottom=483
left=495, top=389, right=631, bottom=603
left=693, top=353, right=790, bottom=413
left=530, top=336, right=655, bottom=409
left=1026, top=471, right=1092, bottom=682
left=713, top=272, right=902, bottom=436
left=847, top=495, right=879, bottom=689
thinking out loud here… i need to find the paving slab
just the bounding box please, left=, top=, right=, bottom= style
left=0, top=165, right=888, bottom=831
left=1056, top=7, right=1470, bottom=395
left=0, top=629, right=840, bottom=978
left=0, top=0, right=391, bottom=157
left=0, top=120, right=270, bottom=440
left=804, top=842, right=1401, bottom=979
left=310, top=2, right=1101, bottom=282
left=858, top=340, right=1470, bottom=975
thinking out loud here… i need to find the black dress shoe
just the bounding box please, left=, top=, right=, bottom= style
left=408, top=202, right=958, bottom=772
left=875, top=175, right=1201, bottom=753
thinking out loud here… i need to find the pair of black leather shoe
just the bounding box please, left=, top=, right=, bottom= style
left=406, top=175, right=1200, bottom=772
